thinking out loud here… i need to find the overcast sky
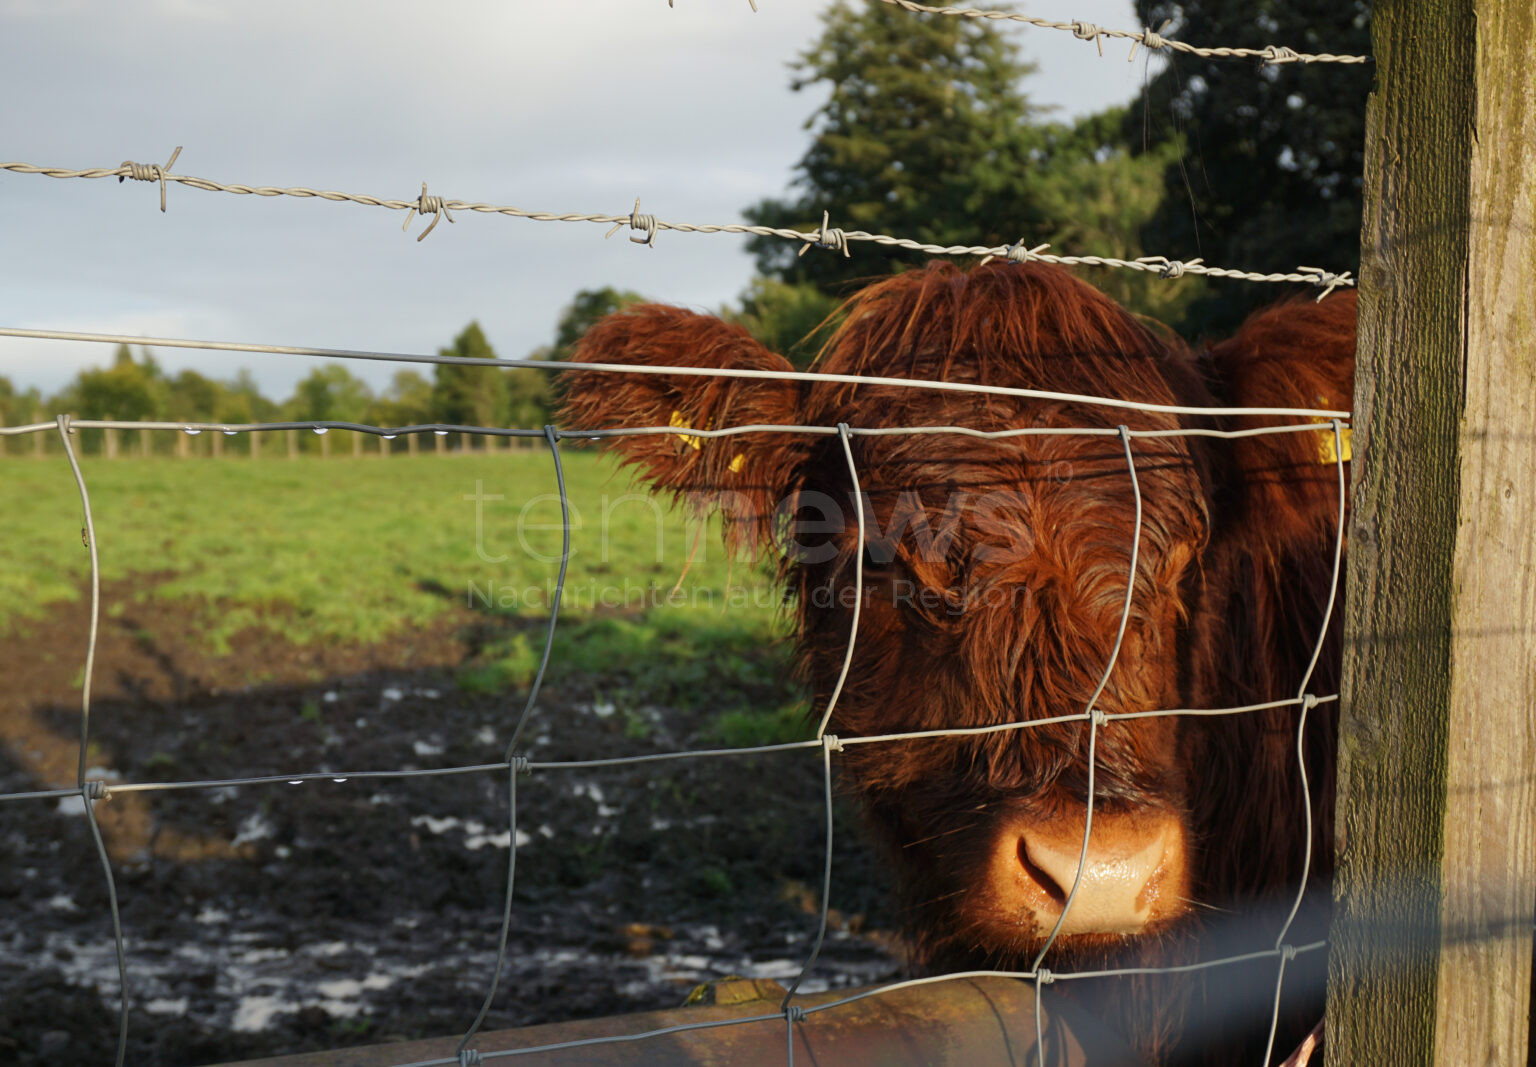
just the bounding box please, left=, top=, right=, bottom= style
left=0, top=0, right=1153, bottom=402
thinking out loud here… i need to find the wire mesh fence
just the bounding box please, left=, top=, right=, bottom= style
left=0, top=362, right=1349, bottom=1064
left=0, top=5, right=1371, bottom=1063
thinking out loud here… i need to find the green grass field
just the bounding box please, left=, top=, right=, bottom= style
left=1, top=450, right=804, bottom=737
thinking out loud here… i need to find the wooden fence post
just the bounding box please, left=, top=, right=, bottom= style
left=352, top=431, right=362, bottom=458
left=287, top=429, right=297, bottom=459
left=435, top=431, right=445, bottom=456
left=408, top=432, right=418, bottom=457
left=251, top=431, right=260, bottom=460
left=319, top=430, right=330, bottom=460
left=33, top=412, right=45, bottom=457
left=1327, top=0, right=1536, bottom=1061
left=211, top=427, right=223, bottom=458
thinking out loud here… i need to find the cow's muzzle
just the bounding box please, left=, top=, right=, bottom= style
left=996, top=808, right=1189, bottom=937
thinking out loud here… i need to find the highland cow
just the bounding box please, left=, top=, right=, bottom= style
left=561, top=261, right=1355, bottom=1064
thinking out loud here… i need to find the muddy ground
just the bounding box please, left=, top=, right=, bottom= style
left=0, top=588, right=901, bottom=1064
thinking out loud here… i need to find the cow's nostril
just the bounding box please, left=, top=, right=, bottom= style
left=1018, top=837, right=1067, bottom=905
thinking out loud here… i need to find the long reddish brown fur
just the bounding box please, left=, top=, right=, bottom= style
left=561, top=262, right=1356, bottom=1064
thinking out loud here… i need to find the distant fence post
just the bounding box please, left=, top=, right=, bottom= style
left=435, top=431, right=445, bottom=456
left=352, top=430, right=362, bottom=458
left=319, top=430, right=330, bottom=460
left=33, top=411, right=44, bottom=457
left=211, top=426, right=223, bottom=458
left=408, top=432, right=418, bottom=457
left=251, top=430, right=260, bottom=460
left=287, top=429, right=297, bottom=459
left=1327, top=0, right=1536, bottom=1062
left=103, top=415, right=118, bottom=459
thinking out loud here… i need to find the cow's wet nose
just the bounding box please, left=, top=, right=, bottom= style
left=1012, top=812, right=1185, bottom=936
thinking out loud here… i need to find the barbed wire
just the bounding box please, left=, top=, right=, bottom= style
left=0, top=155, right=1355, bottom=296
left=3, top=405, right=1349, bottom=1067
left=872, top=0, right=1370, bottom=66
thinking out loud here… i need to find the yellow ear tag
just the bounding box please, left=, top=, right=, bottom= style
left=1311, top=408, right=1352, bottom=465
left=670, top=410, right=746, bottom=473
left=670, top=409, right=705, bottom=451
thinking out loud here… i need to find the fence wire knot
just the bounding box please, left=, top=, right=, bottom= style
left=1279, top=943, right=1297, bottom=963
left=1088, top=708, right=1109, bottom=727
left=82, top=779, right=112, bottom=802
left=1136, top=254, right=1203, bottom=279
left=1035, top=967, right=1055, bottom=986
left=783, top=1005, right=807, bottom=1024
left=1071, top=21, right=1105, bottom=55
left=1298, top=266, right=1354, bottom=300
left=1129, top=22, right=1172, bottom=62
left=117, top=146, right=181, bottom=212
left=981, top=240, right=1050, bottom=267
left=1301, top=693, right=1319, bottom=712
left=404, top=182, right=454, bottom=242
left=457, top=1049, right=484, bottom=1067
left=798, top=210, right=849, bottom=258
left=510, top=755, right=532, bottom=775
left=606, top=197, right=659, bottom=247
left=822, top=734, right=844, bottom=754
left=1261, top=44, right=1302, bottom=65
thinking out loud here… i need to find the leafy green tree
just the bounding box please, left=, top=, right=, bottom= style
left=0, top=375, right=44, bottom=454
left=165, top=368, right=226, bottom=422
left=286, top=363, right=374, bottom=424
left=372, top=369, right=435, bottom=427
left=743, top=0, right=1044, bottom=292
left=432, top=322, right=508, bottom=429
left=53, top=345, right=165, bottom=422
left=1127, top=0, right=1371, bottom=336
left=1025, top=107, right=1202, bottom=324
left=724, top=278, right=840, bottom=370
left=216, top=368, right=279, bottom=425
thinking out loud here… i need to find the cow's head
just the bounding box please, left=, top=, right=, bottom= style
left=560, top=262, right=1354, bottom=972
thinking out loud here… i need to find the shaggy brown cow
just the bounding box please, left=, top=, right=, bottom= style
left=560, top=261, right=1355, bottom=1064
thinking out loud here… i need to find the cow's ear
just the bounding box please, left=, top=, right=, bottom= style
left=1206, top=290, right=1357, bottom=553
left=559, top=303, right=810, bottom=555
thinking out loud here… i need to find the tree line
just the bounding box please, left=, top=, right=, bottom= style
left=4, top=0, right=1369, bottom=455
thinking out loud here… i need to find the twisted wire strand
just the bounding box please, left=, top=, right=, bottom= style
left=872, top=0, right=1370, bottom=66
left=0, top=158, right=1354, bottom=292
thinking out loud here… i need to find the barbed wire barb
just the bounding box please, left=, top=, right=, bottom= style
left=116, top=144, right=181, bottom=212
left=404, top=182, right=455, bottom=240
left=605, top=197, right=659, bottom=247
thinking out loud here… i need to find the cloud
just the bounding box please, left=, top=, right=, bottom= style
left=2, top=0, right=1145, bottom=400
